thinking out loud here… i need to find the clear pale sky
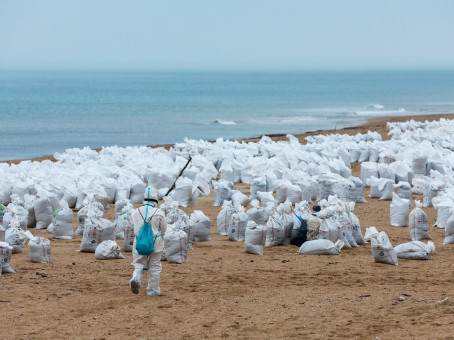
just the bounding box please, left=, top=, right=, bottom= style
left=1, top=0, right=453, bottom=70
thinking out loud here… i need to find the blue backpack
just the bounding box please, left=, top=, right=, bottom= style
left=135, top=208, right=160, bottom=256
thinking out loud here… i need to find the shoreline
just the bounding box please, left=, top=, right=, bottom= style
left=4, top=112, right=454, bottom=165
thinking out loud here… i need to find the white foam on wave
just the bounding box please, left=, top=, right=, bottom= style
left=212, top=119, right=237, bottom=125
left=367, top=104, right=385, bottom=109
left=354, top=108, right=406, bottom=116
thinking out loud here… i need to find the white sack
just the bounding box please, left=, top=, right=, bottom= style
left=231, top=190, right=250, bottom=207
left=365, top=227, right=398, bottom=266
left=409, top=201, right=431, bottom=241
left=95, top=240, right=125, bottom=260
left=217, top=201, right=235, bottom=236
left=52, top=208, right=74, bottom=239
left=395, top=241, right=435, bottom=260
left=164, top=226, right=188, bottom=264
left=298, top=239, right=344, bottom=255
left=244, top=221, right=266, bottom=255
left=0, top=242, right=15, bottom=274
left=390, top=193, right=409, bottom=227
left=228, top=206, right=249, bottom=242
left=190, top=210, right=211, bottom=242
left=28, top=236, right=51, bottom=263
left=213, top=180, right=233, bottom=207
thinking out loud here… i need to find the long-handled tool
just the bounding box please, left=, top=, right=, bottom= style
left=164, top=156, right=192, bottom=197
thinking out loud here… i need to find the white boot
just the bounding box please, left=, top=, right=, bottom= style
left=147, top=276, right=161, bottom=296
left=129, top=268, right=142, bottom=294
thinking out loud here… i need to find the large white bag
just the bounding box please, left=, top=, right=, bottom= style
left=5, top=225, right=25, bottom=254
left=190, top=210, right=211, bottom=242
left=231, top=190, right=250, bottom=207
left=265, top=213, right=287, bottom=247
left=95, top=240, right=125, bottom=260
left=244, top=221, right=266, bottom=255
left=52, top=207, right=74, bottom=239
left=28, top=236, right=51, bottom=263
left=228, top=206, right=249, bottom=242
left=246, top=200, right=273, bottom=226
left=173, top=215, right=194, bottom=250
left=365, top=227, right=398, bottom=266
left=298, top=239, right=344, bottom=255
left=213, top=180, right=233, bottom=207
left=217, top=200, right=235, bottom=236
left=318, top=217, right=338, bottom=243
left=76, top=203, right=104, bottom=236
left=0, top=242, right=15, bottom=274
left=164, top=226, right=188, bottom=264
left=390, top=193, right=409, bottom=227
left=394, top=241, right=435, bottom=260
left=78, top=217, right=115, bottom=253
left=34, top=196, right=53, bottom=229
left=409, top=201, right=431, bottom=241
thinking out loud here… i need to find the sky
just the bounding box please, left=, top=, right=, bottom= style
left=1, top=0, right=453, bottom=70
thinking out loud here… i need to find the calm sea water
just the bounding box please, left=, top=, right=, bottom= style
left=0, top=70, right=453, bottom=160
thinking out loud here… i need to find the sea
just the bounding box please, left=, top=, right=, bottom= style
left=1, top=69, right=454, bottom=161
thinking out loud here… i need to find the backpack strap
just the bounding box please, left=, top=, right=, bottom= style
left=138, top=208, right=156, bottom=224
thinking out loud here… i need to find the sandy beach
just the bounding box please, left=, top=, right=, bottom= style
left=3, top=113, right=454, bottom=339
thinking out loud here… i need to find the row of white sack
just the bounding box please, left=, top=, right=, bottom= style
left=388, top=194, right=454, bottom=246
left=218, top=196, right=367, bottom=251
left=365, top=227, right=435, bottom=265
left=212, top=175, right=367, bottom=209
left=0, top=174, right=213, bottom=210
left=361, top=160, right=452, bottom=187
left=297, top=234, right=435, bottom=261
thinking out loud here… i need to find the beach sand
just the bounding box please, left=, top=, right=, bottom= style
left=2, top=113, right=454, bottom=339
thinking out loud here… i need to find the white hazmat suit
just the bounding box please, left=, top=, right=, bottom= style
left=129, top=187, right=167, bottom=296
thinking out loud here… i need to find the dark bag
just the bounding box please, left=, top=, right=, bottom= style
left=290, top=213, right=307, bottom=247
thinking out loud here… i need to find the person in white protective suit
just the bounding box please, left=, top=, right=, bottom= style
left=129, top=186, right=167, bottom=296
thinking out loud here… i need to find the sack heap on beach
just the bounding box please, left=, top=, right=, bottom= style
left=3, top=117, right=454, bottom=256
